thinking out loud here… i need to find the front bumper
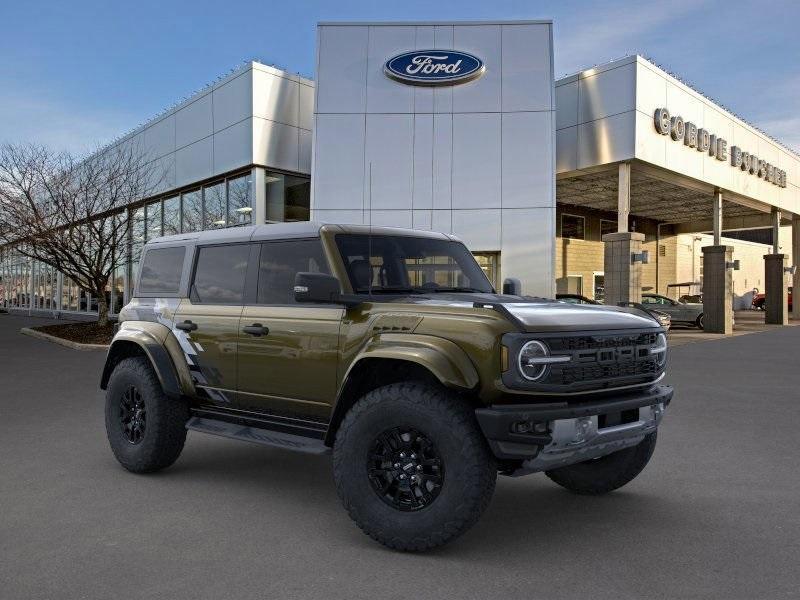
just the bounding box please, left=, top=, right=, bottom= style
left=475, top=384, right=673, bottom=475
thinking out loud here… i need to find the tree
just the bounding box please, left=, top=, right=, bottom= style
left=0, top=142, right=163, bottom=325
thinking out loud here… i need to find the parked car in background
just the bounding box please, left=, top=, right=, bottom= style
left=555, top=293, right=599, bottom=305
left=751, top=287, right=792, bottom=311
left=641, top=293, right=704, bottom=329
left=618, top=302, right=671, bottom=330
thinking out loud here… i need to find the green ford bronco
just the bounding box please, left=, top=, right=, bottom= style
left=101, top=222, right=672, bottom=551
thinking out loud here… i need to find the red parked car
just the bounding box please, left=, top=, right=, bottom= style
left=752, top=287, right=792, bottom=311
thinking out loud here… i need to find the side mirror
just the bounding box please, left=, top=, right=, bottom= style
left=502, top=277, right=521, bottom=296
left=294, top=272, right=342, bottom=304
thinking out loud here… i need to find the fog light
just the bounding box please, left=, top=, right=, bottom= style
left=511, top=421, right=532, bottom=434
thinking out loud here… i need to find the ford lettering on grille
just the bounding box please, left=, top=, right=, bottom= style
left=384, top=50, right=485, bottom=86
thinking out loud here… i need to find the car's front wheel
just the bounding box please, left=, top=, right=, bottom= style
left=105, top=356, right=189, bottom=473
left=696, top=313, right=705, bottom=329
left=333, top=382, right=497, bottom=551
left=545, top=432, right=657, bottom=495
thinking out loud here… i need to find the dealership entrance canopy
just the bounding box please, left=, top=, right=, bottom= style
left=3, top=21, right=799, bottom=335
left=554, top=55, right=800, bottom=331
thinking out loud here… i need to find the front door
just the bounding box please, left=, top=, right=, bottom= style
left=173, top=242, right=253, bottom=406
left=236, top=239, right=343, bottom=419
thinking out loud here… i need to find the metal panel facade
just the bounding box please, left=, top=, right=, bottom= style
left=555, top=55, right=800, bottom=216
left=312, top=21, right=556, bottom=297
left=95, top=62, right=313, bottom=198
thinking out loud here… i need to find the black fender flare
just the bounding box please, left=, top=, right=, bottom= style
left=100, top=330, right=182, bottom=399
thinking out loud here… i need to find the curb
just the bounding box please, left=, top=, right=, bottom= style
left=20, top=327, right=110, bottom=351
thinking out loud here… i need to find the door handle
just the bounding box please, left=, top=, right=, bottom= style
left=176, top=320, right=198, bottom=332
left=242, top=323, right=269, bottom=336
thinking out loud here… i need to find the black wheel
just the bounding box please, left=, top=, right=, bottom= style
left=105, top=356, right=188, bottom=473
left=696, top=313, right=705, bottom=329
left=333, top=382, right=496, bottom=551
left=545, top=432, right=657, bottom=495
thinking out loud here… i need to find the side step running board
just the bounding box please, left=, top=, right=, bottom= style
left=186, top=416, right=330, bottom=455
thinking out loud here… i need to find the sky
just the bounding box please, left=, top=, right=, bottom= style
left=1, top=0, right=798, bottom=154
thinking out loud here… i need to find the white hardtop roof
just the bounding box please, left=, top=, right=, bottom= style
left=146, top=222, right=457, bottom=246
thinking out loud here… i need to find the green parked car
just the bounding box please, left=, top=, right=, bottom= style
left=101, top=222, right=672, bottom=551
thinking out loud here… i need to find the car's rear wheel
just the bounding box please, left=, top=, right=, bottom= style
left=545, top=432, right=657, bottom=495
left=696, top=313, right=705, bottom=329
left=105, top=356, right=189, bottom=473
left=333, top=382, right=496, bottom=551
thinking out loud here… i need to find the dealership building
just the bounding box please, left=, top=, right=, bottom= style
left=2, top=19, right=799, bottom=333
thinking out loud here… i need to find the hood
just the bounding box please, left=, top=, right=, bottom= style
left=377, top=293, right=662, bottom=332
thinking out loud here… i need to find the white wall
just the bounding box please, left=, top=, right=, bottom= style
left=312, top=21, right=556, bottom=297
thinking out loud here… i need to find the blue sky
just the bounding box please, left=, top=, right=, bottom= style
left=1, top=0, right=798, bottom=153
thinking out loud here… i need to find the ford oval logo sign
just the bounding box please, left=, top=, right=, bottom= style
left=384, top=50, right=485, bottom=86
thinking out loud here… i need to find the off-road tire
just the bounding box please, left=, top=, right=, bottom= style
left=333, top=382, right=497, bottom=551
left=105, top=356, right=188, bottom=473
left=696, top=314, right=705, bottom=329
left=545, top=432, right=657, bottom=495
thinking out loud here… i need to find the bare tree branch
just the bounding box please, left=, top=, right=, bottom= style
left=0, top=141, right=165, bottom=324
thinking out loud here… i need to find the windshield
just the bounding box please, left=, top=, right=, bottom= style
left=335, top=234, right=494, bottom=294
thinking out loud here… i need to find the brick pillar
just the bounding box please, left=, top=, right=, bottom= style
left=792, top=216, right=800, bottom=321
left=602, top=232, right=644, bottom=306
left=701, top=245, right=733, bottom=334
left=764, top=254, right=788, bottom=325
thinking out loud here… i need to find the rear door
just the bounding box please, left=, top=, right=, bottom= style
left=236, top=238, right=343, bottom=419
left=173, top=242, right=255, bottom=406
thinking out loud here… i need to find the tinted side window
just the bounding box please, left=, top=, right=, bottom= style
left=139, top=246, right=186, bottom=294
left=257, top=240, right=330, bottom=304
left=192, top=244, right=250, bottom=304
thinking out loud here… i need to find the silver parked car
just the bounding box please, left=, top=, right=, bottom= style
left=641, top=293, right=704, bottom=329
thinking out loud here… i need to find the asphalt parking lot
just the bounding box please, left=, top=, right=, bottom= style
left=1, top=313, right=799, bottom=600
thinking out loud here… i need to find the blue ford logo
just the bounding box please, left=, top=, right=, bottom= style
left=384, top=50, right=485, bottom=86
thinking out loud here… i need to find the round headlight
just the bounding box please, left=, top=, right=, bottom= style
left=518, top=340, right=550, bottom=381
left=651, top=333, right=667, bottom=367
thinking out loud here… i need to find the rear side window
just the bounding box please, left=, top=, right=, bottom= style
left=138, top=246, right=186, bottom=294
left=192, top=244, right=251, bottom=304
left=257, top=239, right=330, bottom=304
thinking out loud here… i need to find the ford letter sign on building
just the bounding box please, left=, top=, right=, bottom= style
left=384, top=50, right=485, bottom=86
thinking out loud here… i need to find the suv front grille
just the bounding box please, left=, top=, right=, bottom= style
left=547, top=332, right=658, bottom=352
left=556, top=357, right=660, bottom=385
left=544, top=332, right=662, bottom=390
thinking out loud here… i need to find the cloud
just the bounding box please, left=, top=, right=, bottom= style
left=0, top=89, right=138, bottom=155
left=553, top=0, right=711, bottom=76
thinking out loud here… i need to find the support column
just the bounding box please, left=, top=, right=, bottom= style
left=712, top=189, right=723, bottom=246
left=617, top=162, right=631, bottom=233
left=792, top=216, right=800, bottom=321
left=771, top=208, right=781, bottom=254
left=602, top=232, right=644, bottom=306
left=764, top=253, right=789, bottom=325
left=252, top=166, right=267, bottom=225
left=701, top=246, right=734, bottom=334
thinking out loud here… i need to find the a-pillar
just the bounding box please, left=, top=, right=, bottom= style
left=602, top=232, right=644, bottom=306
left=793, top=215, right=800, bottom=321
left=701, top=246, right=733, bottom=334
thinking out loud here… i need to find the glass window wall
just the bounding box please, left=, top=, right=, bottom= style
left=204, top=181, right=227, bottom=229
left=228, top=174, right=252, bottom=226
left=163, top=196, right=180, bottom=235
left=182, top=189, right=202, bottom=233
left=146, top=200, right=162, bottom=240
left=265, top=172, right=310, bottom=223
